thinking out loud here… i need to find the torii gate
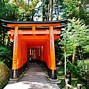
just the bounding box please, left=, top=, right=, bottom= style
left=0, top=19, right=66, bottom=79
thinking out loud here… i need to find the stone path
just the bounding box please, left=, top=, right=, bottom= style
left=4, top=63, right=60, bottom=89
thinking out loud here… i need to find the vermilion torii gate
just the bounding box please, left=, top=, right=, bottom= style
left=0, top=19, right=66, bottom=79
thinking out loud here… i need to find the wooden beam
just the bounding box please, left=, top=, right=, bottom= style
left=8, top=30, right=61, bottom=35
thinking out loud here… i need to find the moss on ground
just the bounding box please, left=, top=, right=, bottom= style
left=0, top=62, right=11, bottom=89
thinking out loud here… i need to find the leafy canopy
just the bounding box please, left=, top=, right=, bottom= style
left=61, top=18, right=89, bottom=57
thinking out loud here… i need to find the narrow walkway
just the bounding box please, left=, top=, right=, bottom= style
left=4, top=63, right=60, bottom=89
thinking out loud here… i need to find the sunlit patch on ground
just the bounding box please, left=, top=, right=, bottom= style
left=4, top=81, right=57, bottom=89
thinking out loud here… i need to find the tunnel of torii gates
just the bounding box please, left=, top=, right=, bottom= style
left=0, top=19, right=67, bottom=79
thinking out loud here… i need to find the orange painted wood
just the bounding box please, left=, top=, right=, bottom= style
left=8, top=22, right=61, bottom=71
left=49, top=26, right=56, bottom=70
left=12, top=26, right=18, bottom=70
left=8, top=30, right=61, bottom=35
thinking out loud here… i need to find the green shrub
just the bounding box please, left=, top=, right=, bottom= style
left=67, top=60, right=87, bottom=78
left=0, top=46, right=12, bottom=68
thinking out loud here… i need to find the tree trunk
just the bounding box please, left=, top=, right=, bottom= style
left=28, top=0, right=29, bottom=5
left=49, top=0, right=53, bottom=21
left=42, top=0, right=49, bottom=21
left=64, top=45, right=67, bottom=75
left=15, top=0, right=18, bottom=2
left=72, top=46, right=76, bottom=64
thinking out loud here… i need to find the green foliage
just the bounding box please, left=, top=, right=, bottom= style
left=0, top=62, right=11, bottom=89
left=0, top=1, right=18, bottom=20
left=60, top=18, right=88, bottom=86
left=60, top=18, right=89, bottom=58
left=0, top=0, right=39, bottom=21
left=63, top=0, right=88, bottom=24
left=11, top=0, right=39, bottom=21
left=0, top=46, right=12, bottom=68
left=67, top=60, right=87, bottom=77
left=67, top=59, right=88, bottom=89
left=55, top=40, right=64, bottom=62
